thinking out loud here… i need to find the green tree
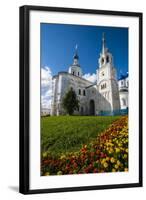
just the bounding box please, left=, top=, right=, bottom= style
left=62, top=88, right=79, bottom=115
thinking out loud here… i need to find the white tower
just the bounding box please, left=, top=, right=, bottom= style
left=118, top=74, right=128, bottom=110
left=68, top=45, right=83, bottom=77
left=97, top=33, right=120, bottom=114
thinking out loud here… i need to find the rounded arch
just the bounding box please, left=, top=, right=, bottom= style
left=106, top=55, right=109, bottom=63
left=78, top=89, right=81, bottom=95
left=101, top=57, right=105, bottom=64
left=81, top=106, right=84, bottom=115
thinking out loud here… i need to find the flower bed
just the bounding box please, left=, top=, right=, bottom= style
left=41, top=116, right=128, bottom=175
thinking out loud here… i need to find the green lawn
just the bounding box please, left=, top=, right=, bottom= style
left=41, top=116, right=120, bottom=157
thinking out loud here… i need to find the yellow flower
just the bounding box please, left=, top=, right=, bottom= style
left=123, top=154, right=127, bottom=159
left=42, top=152, right=48, bottom=158
left=115, top=148, right=120, bottom=153
left=103, top=162, right=108, bottom=168
left=112, top=168, right=116, bottom=172
left=118, top=143, right=122, bottom=147
left=101, top=158, right=106, bottom=164
left=109, top=148, right=114, bottom=154
left=117, top=160, right=121, bottom=166
left=126, top=148, right=128, bottom=153
left=115, top=164, right=119, bottom=169
left=110, top=143, right=114, bottom=147
left=44, top=172, right=50, bottom=176
left=60, top=155, right=66, bottom=160
left=110, top=157, right=115, bottom=163
left=124, top=168, right=128, bottom=172
left=57, top=171, right=63, bottom=175
left=106, top=157, right=110, bottom=161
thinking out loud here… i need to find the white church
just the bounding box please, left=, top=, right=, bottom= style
left=50, top=34, right=128, bottom=116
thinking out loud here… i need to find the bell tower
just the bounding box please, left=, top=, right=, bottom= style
left=68, top=45, right=83, bottom=77
left=97, top=33, right=120, bottom=114
left=98, top=33, right=113, bottom=68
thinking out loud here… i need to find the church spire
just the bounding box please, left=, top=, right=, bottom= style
left=73, top=44, right=79, bottom=65
left=98, top=33, right=113, bottom=68
left=102, top=32, right=106, bottom=54
left=68, top=44, right=82, bottom=77
left=73, top=44, right=79, bottom=60
left=75, top=44, right=78, bottom=52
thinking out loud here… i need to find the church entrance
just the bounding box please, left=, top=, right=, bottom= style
left=81, top=107, right=84, bottom=115
left=89, top=100, right=95, bottom=115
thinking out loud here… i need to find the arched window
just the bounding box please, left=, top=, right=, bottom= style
left=72, top=71, right=75, bottom=75
left=101, top=83, right=106, bottom=90
left=83, top=90, right=86, bottom=96
left=79, top=89, right=81, bottom=95
left=78, top=72, right=80, bottom=76
left=106, top=55, right=109, bottom=63
left=122, top=98, right=126, bottom=106
left=101, top=57, right=104, bottom=64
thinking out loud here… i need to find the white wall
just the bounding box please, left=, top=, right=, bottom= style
left=0, top=0, right=145, bottom=199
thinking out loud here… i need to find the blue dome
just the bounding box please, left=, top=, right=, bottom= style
left=118, top=73, right=128, bottom=80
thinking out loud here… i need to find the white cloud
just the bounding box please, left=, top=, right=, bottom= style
left=41, top=66, right=52, bottom=88
left=83, top=73, right=97, bottom=83
left=41, top=66, right=53, bottom=109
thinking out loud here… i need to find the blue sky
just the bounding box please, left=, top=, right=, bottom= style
left=41, top=23, right=128, bottom=109
left=41, top=23, right=128, bottom=78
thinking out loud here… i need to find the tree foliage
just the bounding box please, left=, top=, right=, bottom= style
left=62, top=88, right=79, bottom=115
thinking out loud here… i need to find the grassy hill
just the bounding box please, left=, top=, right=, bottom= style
left=41, top=116, right=120, bottom=157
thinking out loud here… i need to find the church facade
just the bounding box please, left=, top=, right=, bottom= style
left=51, top=34, right=128, bottom=116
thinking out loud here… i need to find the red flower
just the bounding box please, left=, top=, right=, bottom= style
left=100, top=152, right=106, bottom=158
left=73, top=162, right=78, bottom=168
left=43, top=160, right=49, bottom=165
left=90, top=152, right=95, bottom=157
left=93, top=169, right=98, bottom=173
